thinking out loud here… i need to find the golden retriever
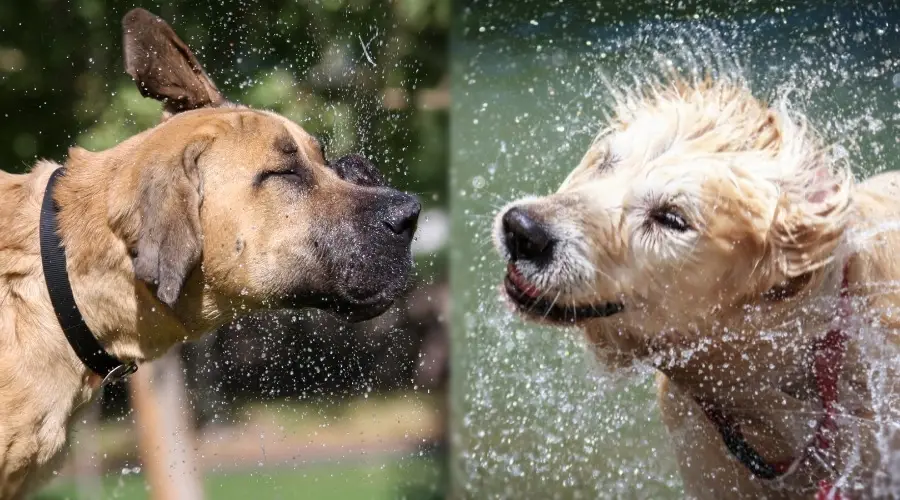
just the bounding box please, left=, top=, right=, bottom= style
left=494, top=77, right=900, bottom=498
left=0, top=8, right=419, bottom=498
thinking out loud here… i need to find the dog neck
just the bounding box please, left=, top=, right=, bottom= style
left=666, top=266, right=847, bottom=401
left=51, top=144, right=223, bottom=365
left=585, top=258, right=866, bottom=486
left=586, top=257, right=854, bottom=402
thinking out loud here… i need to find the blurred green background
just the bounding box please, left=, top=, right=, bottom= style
left=0, top=0, right=449, bottom=199
left=1, top=0, right=449, bottom=499
left=451, top=0, right=898, bottom=498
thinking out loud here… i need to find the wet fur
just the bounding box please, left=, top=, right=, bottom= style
left=495, top=78, right=900, bottom=498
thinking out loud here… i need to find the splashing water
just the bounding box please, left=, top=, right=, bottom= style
left=8, top=2, right=450, bottom=498
left=452, top=3, right=899, bottom=498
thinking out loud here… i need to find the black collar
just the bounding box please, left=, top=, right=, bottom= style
left=40, top=168, right=137, bottom=385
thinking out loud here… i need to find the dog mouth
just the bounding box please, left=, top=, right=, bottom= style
left=290, top=230, right=412, bottom=323
left=324, top=292, right=397, bottom=323
left=282, top=289, right=398, bottom=323
left=330, top=258, right=411, bottom=322
left=503, top=264, right=624, bottom=323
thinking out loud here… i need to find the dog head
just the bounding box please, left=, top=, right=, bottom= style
left=493, top=79, right=851, bottom=342
left=117, top=8, right=419, bottom=323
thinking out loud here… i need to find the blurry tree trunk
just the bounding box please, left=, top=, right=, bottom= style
left=73, top=398, right=102, bottom=498
left=129, top=347, right=204, bottom=500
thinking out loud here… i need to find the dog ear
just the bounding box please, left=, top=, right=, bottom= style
left=122, top=8, right=225, bottom=117
left=768, top=160, right=852, bottom=279
left=132, top=138, right=211, bottom=308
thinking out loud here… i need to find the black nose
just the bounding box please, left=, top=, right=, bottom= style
left=383, top=194, right=421, bottom=239
left=502, top=207, right=554, bottom=262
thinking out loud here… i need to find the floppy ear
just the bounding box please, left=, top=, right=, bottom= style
left=768, top=158, right=852, bottom=279
left=132, top=138, right=211, bottom=307
left=122, top=8, right=225, bottom=117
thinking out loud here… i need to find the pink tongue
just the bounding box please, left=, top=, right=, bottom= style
left=507, top=264, right=541, bottom=298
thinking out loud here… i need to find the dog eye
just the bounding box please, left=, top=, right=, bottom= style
left=598, top=152, right=620, bottom=171
left=649, top=206, right=691, bottom=232
left=255, top=168, right=310, bottom=187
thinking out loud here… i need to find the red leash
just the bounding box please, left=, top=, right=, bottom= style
left=808, top=263, right=851, bottom=499
left=699, top=263, right=851, bottom=498
left=816, top=479, right=842, bottom=500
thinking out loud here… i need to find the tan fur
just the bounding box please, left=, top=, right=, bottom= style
left=0, top=10, right=417, bottom=498
left=495, top=78, right=900, bottom=498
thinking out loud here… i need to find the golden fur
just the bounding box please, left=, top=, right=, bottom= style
left=0, top=9, right=417, bottom=498
left=494, top=77, right=900, bottom=498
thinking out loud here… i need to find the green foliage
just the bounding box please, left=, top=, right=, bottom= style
left=0, top=0, right=448, bottom=208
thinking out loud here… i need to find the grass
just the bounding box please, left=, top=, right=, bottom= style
left=57, top=392, right=444, bottom=473
left=35, top=456, right=445, bottom=500
left=35, top=393, right=447, bottom=500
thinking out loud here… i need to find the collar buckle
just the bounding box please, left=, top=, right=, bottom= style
left=100, top=362, right=138, bottom=387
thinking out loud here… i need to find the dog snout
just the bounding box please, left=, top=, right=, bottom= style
left=502, top=207, right=554, bottom=262
left=382, top=193, right=421, bottom=240
left=332, top=154, right=387, bottom=187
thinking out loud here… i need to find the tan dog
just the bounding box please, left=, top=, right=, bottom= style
left=0, top=9, right=420, bottom=498
left=494, top=78, right=900, bottom=498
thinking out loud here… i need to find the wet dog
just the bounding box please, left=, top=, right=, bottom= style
left=494, top=78, right=900, bottom=498
left=0, top=9, right=419, bottom=497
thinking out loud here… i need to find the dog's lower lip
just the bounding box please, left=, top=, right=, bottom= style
left=341, top=288, right=392, bottom=305
left=507, top=263, right=541, bottom=298
left=502, top=267, right=624, bottom=323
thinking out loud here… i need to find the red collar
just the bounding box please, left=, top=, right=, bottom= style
left=697, top=262, right=851, bottom=497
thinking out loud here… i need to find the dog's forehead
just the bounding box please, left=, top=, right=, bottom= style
left=167, top=107, right=319, bottom=151
left=608, top=119, right=681, bottom=166
left=258, top=110, right=319, bottom=149
left=558, top=156, right=735, bottom=219
left=632, top=165, right=717, bottom=214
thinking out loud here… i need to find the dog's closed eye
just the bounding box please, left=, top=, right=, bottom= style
left=255, top=163, right=313, bottom=188
left=256, top=138, right=314, bottom=187
left=648, top=205, right=691, bottom=232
